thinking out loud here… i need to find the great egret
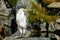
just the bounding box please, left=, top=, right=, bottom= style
left=16, top=8, right=29, bottom=37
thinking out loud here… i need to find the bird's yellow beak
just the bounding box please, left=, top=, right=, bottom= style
left=23, top=9, right=32, bottom=11
left=19, top=8, right=33, bottom=12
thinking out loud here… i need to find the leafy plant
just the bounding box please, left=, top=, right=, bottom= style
left=7, top=0, right=17, bottom=7
left=28, top=0, right=60, bottom=22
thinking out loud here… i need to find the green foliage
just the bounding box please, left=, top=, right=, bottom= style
left=28, top=0, right=60, bottom=22
left=7, top=0, right=17, bottom=7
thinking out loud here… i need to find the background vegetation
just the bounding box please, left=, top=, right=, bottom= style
left=4, top=0, right=17, bottom=7
left=28, top=0, right=60, bottom=22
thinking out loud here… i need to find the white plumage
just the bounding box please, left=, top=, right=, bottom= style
left=16, top=8, right=27, bottom=36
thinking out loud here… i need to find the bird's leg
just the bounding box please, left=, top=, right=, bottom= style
left=18, top=27, right=22, bottom=37
left=18, top=27, right=26, bottom=37
left=22, top=28, right=26, bottom=37
left=22, top=28, right=23, bottom=37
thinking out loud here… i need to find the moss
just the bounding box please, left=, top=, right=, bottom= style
left=7, top=0, right=17, bottom=7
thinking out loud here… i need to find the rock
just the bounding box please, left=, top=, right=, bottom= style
left=3, top=37, right=50, bottom=40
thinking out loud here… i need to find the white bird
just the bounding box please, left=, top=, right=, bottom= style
left=16, top=8, right=27, bottom=37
